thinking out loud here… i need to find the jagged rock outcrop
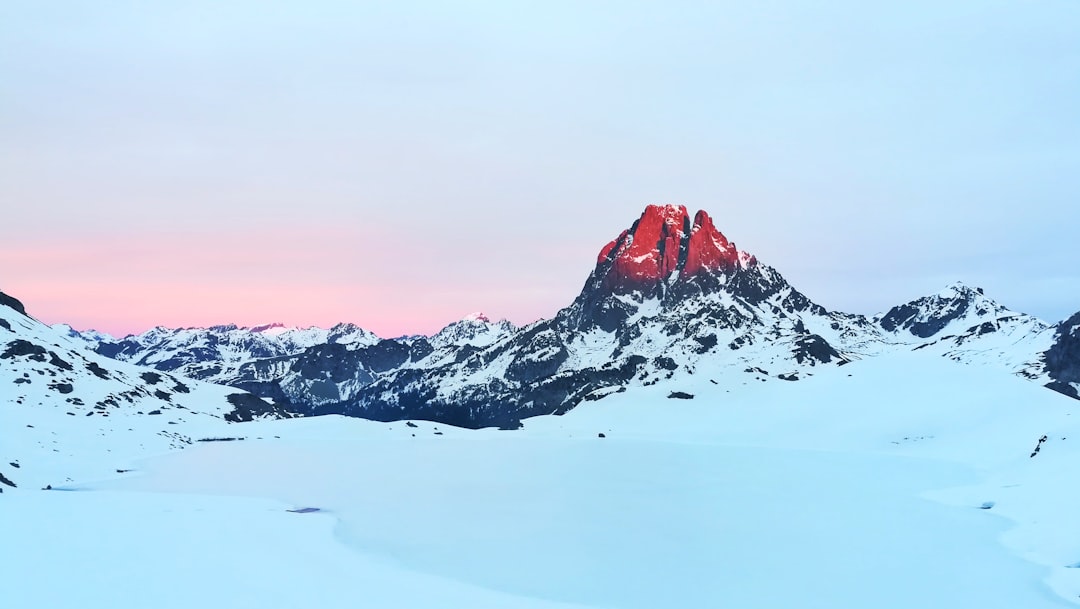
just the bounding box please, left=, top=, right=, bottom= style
left=0, top=291, right=27, bottom=317
left=568, top=205, right=829, bottom=333
left=594, top=205, right=754, bottom=296
left=1044, top=311, right=1080, bottom=398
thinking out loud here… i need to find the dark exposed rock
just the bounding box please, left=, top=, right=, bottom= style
left=667, top=391, right=694, bottom=399
left=229, top=379, right=295, bottom=408
left=94, top=340, right=132, bottom=360
left=2, top=340, right=47, bottom=360
left=1046, top=381, right=1079, bottom=399
left=1044, top=312, right=1080, bottom=393
left=653, top=357, right=678, bottom=371
left=48, top=352, right=73, bottom=371
left=0, top=291, right=27, bottom=316
left=878, top=285, right=985, bottom=338
left=791, top=334, right=845, bottom=365
left=693, top=334, right=718, bottom=353
left=224, top=392, right=292, bottom=423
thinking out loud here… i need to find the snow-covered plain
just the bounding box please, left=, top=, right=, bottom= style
left=3, top=353, right=1080, bottom=608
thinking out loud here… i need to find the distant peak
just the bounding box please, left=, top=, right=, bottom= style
left=250, top=322, right=289, bottom=333
left=594, top=204, right=755, bottom=294
left=939, top=282, right=985, bottom=297
left=462, top=312, right=492, bottom=323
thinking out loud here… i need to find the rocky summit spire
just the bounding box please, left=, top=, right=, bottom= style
left=594, top=204, right=756, bottom=296
left=565, top=204, right=784, bottom=332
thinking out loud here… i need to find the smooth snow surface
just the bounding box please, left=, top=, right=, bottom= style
left=3, top=354, right=1080, bottom=608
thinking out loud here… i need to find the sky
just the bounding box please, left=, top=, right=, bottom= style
left=2, top=1, right=1078, bottom=337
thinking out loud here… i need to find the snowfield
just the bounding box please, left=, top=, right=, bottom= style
left=3, top=353, right=1080, bottom=608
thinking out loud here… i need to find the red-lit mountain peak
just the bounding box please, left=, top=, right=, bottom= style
left=684, top=209, right=754, bottom=276
left=595, top=204, right=754, bottom=294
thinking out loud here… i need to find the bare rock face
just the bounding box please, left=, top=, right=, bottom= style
left=0, top=292, right=27, bottom=316
left=595, top=204, right=755, bottom=297
left=1045, top=311, right=1080, bottom=398
left=878, top=283, right=993, bottom=339
left=569, top=204, right=815, bottom=333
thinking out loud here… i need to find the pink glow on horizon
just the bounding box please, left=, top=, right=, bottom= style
left=1, top=229, right=594, bottom=338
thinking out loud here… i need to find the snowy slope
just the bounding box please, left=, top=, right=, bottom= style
left=3, top=352, right=1079, bottom=608
left=0, top=292, right=288, bottom=491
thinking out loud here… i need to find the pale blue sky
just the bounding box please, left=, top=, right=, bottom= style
left=2, top=1, right=1078, bottom=334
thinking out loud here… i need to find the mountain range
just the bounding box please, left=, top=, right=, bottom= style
left=6, top=203, right=1079, bottom=608
left=12, top=203, right=1074, bottom=431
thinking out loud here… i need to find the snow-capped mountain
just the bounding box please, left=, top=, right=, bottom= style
left=429, top=313, right=516, bottom=349
left=0, top=291, right=290, bottom=491
left=218, top=205, right=906, bottom=428
left=72, top=322, right=380, bottom=385
left=876, top=282, right=1050, bottom=342
left=52, top=323, right=116, bottom=345
left=873, top=282, right=1056, bottom=376
left=55, top=204, right=1079, bottom=429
